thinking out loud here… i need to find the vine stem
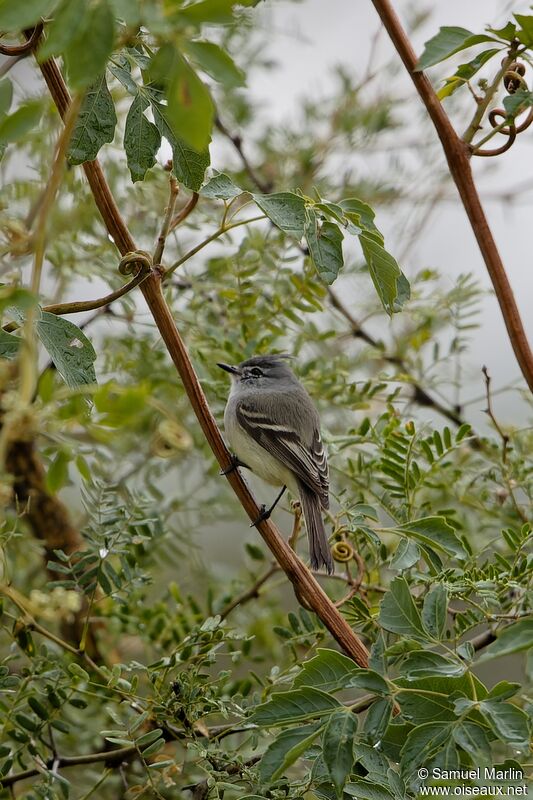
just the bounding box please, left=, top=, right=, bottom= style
left=370, top=0, right=533, bottom=393
left=35, top=51, right=370, bottom=669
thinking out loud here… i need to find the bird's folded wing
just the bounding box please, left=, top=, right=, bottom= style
left=236, top=400, right=329, bottom=507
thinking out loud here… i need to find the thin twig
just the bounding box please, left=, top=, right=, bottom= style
left=463, top=47, right=518, bottom=143
left=169, top=191, right=199, bottom=232
left=153, top=176, right=179, bottom=266
left=215, top=115, right=272, bottom=193
left=219, top=563, right=279, bottom=620
left=36, top=48, right=371, bottom=669
left=482, top=366, right=509, bottom=463
left=370, top=0, right=533, bottom=393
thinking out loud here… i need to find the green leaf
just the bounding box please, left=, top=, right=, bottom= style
left=415, top=27, right=497, bottom=72
left=339, top=197, right=381, bottom=236
left=0, top=101, right=42, bottom=145
left=359, top=232, right=400, bottom=315
left=38, top=0, right=87, bottom=61
left=503, top=89, right=533, bottom=118
left=389, top=538, right=419, bottom=570
left=402, top=651, right=465, bottom=679
left=124, top=93, right=161, bottom=183
left=345, top=669, right=389, bottom=696
left=437, top=49, right=500, bottom=100
left=452, top=721, right=491, bottom=763
left=36, top=312, right=97, bottom=388
left=186, top=40, right=245, bottom=87
left=487, top=22, right=516, bottom=41
left=46, top=450, right=71, bottom=494
left=322, top=710, right=357, bottom=797
left=150, top=100, right=209, bottom=192
left=258, top=723, right=322, bottom=783
left=200, top=171, right=242, bottom=200
left=67, top=75, right=116, bottom=165
left=136, top=728, right=163, bottom=747
left=400, top=722, right=452, bottom=777
left=478, top=619, right=533, bottom=661
left=344, top=781, right=394, bottom=800
left=487, top=681, right=520, bottom=701
left=363, top=698, right=392, bottom=745
left=64, top=0, right=114, bottom=89
left=0, top=0, right=57, bottom=30
left=107, top=56, right=138, bottom=95
left=253, top=192, right=306, bottom=238
left=391, top=516, right=465, bottom=559
left=157, top=45, right=214, bottom=152
left=177, top=0, right=253, bottom=25
left=422, top=584, right=448, bottom=639
left=378, top=576, right=425, bottom=638
left=292, top=648, right=358, bottom=693
left=249, top=687, right=341, bottom=727
left=0, top=79, right=13, bottom=117
left=305, top=212, right=344, bottom=284
left=514, top=14, right=533, bottom=46
left=479, top=700, right=529, bottom=747
left=68, top=663, right=90, bottom=681
left=0, top=329, right=20, bottom=359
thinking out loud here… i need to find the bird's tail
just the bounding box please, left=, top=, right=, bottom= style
left=297, top=480, right=334, bottom=574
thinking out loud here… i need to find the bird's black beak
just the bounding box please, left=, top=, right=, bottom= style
left=217, top=362, right=241, bottom=375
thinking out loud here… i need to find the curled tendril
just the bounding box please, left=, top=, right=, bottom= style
left=331, top=540, right=354, bottom=563
left=0, top=24, right=43, bottom=55
left=118, top=250, right=152, bottom=276
left=473, top=59, right=533, bottom=157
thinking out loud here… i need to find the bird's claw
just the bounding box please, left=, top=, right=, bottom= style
left=250, top=504, right=271, bottom=527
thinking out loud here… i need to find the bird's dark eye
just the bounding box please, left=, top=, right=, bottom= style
left=250, top=367, right=263, bottom=377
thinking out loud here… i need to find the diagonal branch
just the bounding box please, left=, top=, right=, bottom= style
left=370, top=0, right=533, bottom=393
left=35, top=51, right=370, bottom=669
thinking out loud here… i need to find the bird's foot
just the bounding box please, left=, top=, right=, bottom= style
left=250, top=504, right=271, bottom=527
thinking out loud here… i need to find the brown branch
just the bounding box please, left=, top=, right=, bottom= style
left=370, top=0, right=533, bottom=393
left=153, top=176, right=179, bottom=266
left=35, top=52, right=370, bottom=669
left=220, top=563, right=279, bottom=620
left=215, top=115, right=272, bottom=193
left=0, top=744, right=137, bottom=789
left=169, top=191, right=199, bottom=232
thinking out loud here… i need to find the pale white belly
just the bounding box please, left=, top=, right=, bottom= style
left=225, top=404, right=297, bottom=494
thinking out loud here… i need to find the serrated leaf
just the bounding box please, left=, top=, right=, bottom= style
left=378, top=576, right=425, bottom=638
left=67, top=75, right=116, bottom=165
left=253, top=192, right=306, bottom=238
left=36, top=312, right=97, bottom=388
left=200, top=171, right=242, bottom=199
left=64, top=0, right=115, bottom=89
left=150, top=100, right=209, bottom=191
left=249, top=687, right=341, bottom=727
left=359, top=232, right=400, bottom=315
left=292, top=649, right=358, bottom=693
left=186, top=40, right=245, bottom=87
left=400, top=722, right=452, bottom=777
left=392, top=516, right=465, bottom=559
left=258, top=722, right=322, bottom=783
left=322, top=710, right=357, bottom=797
left=415, top=27, right=497, bottom=72
left=0, top=0, right=57, bottom=30
left=123, top=93, right=160, bottom=182
left=38, top=0, right=87, bottom=61
left=422, top=584, right=448, bottom=639
left=305, top=212, right=344, bottom=284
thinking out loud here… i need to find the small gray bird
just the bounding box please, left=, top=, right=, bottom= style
left=218, top=354, right=333, bottom=573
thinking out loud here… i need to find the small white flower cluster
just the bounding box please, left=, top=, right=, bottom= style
left=30, top=587, right=82, bottom=620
